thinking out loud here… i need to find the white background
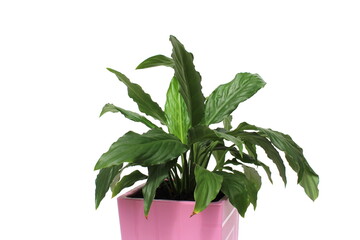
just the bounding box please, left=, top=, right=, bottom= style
left=1, top=0, right=359, bottom=239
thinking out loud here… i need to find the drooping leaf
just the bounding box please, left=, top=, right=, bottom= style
left=95, top=164, right=123, bottom=209
left=165, top=77, right=191, bottom=144
left=205, top=73, right=266, bottom=125
left=216, top=171, right=250, bottom=217
left=107, top=68, right=167, bottom=125
left=142, top=161, right=174, bottom=217
left=94, top=129, right=187, bottom=170
left=112, top=170, right=148, bottom=197
left=242, top=166, right=262, bottom=209
left=170, top=35, right=205, bottom=126
left=193, top=165, right=223, bottom=214
left=136, top=55, right=174, bottom=69
left=100, top=103, right=158, bottom=129
left=236, top=132, right=287, bottom=185
left=229, top=150, right=273, bottom=183
left=236, top=122, right=319, bottom=200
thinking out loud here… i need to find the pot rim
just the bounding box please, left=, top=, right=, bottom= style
left=118, top=184, right=228, bottom=206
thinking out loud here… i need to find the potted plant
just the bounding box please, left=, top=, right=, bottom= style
left=94, top=35, right=319, bottom=240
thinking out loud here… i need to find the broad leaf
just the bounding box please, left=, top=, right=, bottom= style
left=136, top=55, right=174, bottom=69
left=112, top=170, right=147, bottom=197
left=170, top=35, right=205, bottom=126
left=205, top=73, right=266, bottom=125
left=193, top=165, right=223, bottom=214
left=242, top=166, right=262, bottom=209
left=94, top=129, right=187, bottom=170
left=142, top=161, right=174, bottom=217
left=236, top=132, right=287, bottom=185
left=165, top=77, right=191, bottom=144
left=100, top=103, right=158, bottom=129
left=107, top=68, right=167, bottom=125
left=216, top=171, right=250, bottom=217
left=95, top=164, right=123, bottom=209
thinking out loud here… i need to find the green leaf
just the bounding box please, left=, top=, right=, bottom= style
left=236, top=132, right=287, bottom=185
left=94, top=129, right=187, bottom=170
left=107, top=68, right=167, bottom=125
left=142, top=161, right=174, bottom=217
left=216, top=171, right=250, bottom=217
left=214, top=130, right=244, bottom=154
left=100, top=103, right=158, bottom=129
left=187, top=125, right=220, bottom=144
left=165, top=77, right=191, bottom=144
left=193, top=165, right=223, bottom=214
left=170, top=35, right=205, bottom=126
left=136, top=55, right=174, bottom=69
left=237, top=122, right=319, bottom=200
left=112, top=170, right=148, bottom=197
left=229, top=150, right=273, bottom=183
left=242, top=166, right=262, bottom=209
left=223, top=115, right=233, bottom=131
left=205, top=73, right=266, bottom=125
left=95, top=164, right=123, bottom=209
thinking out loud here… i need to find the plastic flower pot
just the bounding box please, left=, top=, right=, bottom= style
left=117, top=185, right=239, bottom=240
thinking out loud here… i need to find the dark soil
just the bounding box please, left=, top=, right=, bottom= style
left=128, top=182, right=225, bottom=202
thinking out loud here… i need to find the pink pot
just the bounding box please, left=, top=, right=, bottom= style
left=117, top=185, right=239, bottom=240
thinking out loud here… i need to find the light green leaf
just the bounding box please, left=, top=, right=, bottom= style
left=223, top=115, right=233, bottom=131
left=193, top=165, right=223, bottom=214
left=165, top=77, right=191, bottom=144
left=107, top=68, right=167, bottom=125
left=205, top=73, right=266, bottom=125
left=112, top=170, right=147, bottom=197
left=236, top=132, right=287, bottom=185
left=94, top=129, right=187, bottom=170
left=142, top=161, right=174, bottom=217
left=100, top=103, right=158, bottom=129
left=170, top=35, right=205, bottom=126
left=95, top=164, right=123, bottom=209
left=136, top=55, right=174, bottom=69
left=216, top=171, right=250, bottom=217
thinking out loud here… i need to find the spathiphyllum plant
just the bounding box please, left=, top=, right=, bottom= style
left=94, top=35, right=319, bottom=218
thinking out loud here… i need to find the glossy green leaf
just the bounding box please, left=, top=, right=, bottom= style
left=136, top=55, right=174, bottom=69
left=165, top=77, right=191, bottom=144
left=100, top=103, right=158, bottom=129
left=236, top=132, right=287, bottom=185
left=237, top=122, right=319, bottom=200
left=95, top=164, right=123, bottom=209
left=205, top=73, right=266, bottom=125
left=216, top=171, right=250, bottom=217
left=142, top=161, right=174, bottom=217
left=170, top=35, right=205, bottom=126
left=112, top=170, right=147, bottom=197
left=94, top=129, right=187, bottom=170
left=242, top=166, right=262, bottom=209
left=193, top=165, right=223, bottom=214
left=107, top=68, right=167, bottom=124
